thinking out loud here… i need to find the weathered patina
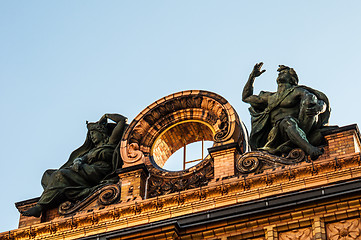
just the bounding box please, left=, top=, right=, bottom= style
left=242, top=62, right=331, bottom=159
left=21, top=113, right=127, bottom=217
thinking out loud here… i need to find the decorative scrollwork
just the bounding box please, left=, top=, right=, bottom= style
left=214, top=109, right=229, bottom=142
left=236, top=149, right=306, bottom=174
left=120, top=90, right=245, bottom=169
left=147, top=157, right=214, bottom=198
left=285, top=148, right=306, bottom=162
left=58, top=183, right=120, bottom=215
left=122, top=142, right=144, bottom=165
left=214, top=128, right=228, bottom=142
left=58, top=201, right=75, bottom=215
left=98, top=185, right=120, bottom=205
left=236, top=156, right=260, bottom=173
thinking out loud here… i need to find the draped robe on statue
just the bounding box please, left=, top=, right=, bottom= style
left=248, top=85, right=330, bottom=154
left=36, top=122, right=125, bottom=207
left=39, top=145, right=117, bottom=206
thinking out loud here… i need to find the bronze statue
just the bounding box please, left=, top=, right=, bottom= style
left=242, top=63, right=330, bottom=159
left=21, top=113, right=127, bottom=217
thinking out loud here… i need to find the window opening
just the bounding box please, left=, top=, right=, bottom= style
left=162, top=140, right=213, bottom=171
left=183, top=139, right=205, bottom=170
left=152, top=121, right=215, bottom=171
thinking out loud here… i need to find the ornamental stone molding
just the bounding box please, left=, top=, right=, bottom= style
left=279, top=228, right=312, bottom=240
left=6, top=124, right=361, bottom=240
left=119, top=90, right=248, bottom=197
left=120, top=90, right=248, bottom=169
left=6, top=84, right=361, bottom=240
left=327, top=219, right=361, bottom=240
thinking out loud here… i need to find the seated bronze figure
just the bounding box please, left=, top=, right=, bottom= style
left=242, top=63, right=331, bottom=159
left=21, top=113, right=127, bottom=217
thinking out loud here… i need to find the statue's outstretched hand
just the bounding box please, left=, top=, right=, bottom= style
left=252, top=62, right=266, bottom=78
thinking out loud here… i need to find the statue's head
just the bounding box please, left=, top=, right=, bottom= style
left=277, top=65, right=299, bottom=85
left=86, top=121, right=109, bottom=145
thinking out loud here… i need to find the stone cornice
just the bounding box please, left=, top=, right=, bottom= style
left=3, top=151, right=361, bottom=240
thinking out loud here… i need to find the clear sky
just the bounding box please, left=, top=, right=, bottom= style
left=1, top=1, right=361, bottom=232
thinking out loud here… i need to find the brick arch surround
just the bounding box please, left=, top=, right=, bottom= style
left=120, top=90, right=248, bottom=170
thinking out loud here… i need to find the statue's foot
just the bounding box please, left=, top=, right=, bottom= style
left=309, top=146, right=324, bottom=160
left=21, top=205, right=43, bottom=217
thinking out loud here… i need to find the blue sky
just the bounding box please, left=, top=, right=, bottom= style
left=1, top=1, right=361, bottom=232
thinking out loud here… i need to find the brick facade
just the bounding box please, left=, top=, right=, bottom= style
left=2, top=91, right=361, bottom=240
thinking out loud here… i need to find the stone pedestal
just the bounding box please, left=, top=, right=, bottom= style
left=209, top=143, right=240, bottom=180
left=117, top=164, right=149, bottom=202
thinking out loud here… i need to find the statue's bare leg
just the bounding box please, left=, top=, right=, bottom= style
left=21, top=205, right=43, bottom=218
left=280, top=117, right=323, bottom=160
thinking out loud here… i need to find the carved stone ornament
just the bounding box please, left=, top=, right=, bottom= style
left=58, top=184, right=120, bottom=215
left=279, top=228, right=312, bottom=240
left=121, top=142, right=144, bottom=165
left=119, top=90, right=248, bottom=196
left=327, top=219, right=361, bottom=240
left=236, top=148, right=306, bottom=174
left=147, top=156, right=214, bottom=198
left=120, top=90, right=247, bottom=167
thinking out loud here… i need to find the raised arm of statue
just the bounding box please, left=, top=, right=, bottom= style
left=242, top=62, right=268, bottom=109
left=21, top=113, right=128, bottom=218
left=100, top=113, right=128, bottom=145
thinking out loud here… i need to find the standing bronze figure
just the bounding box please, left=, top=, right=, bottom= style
left=242, top=63, right=330, bottom=159
left=21, top=113, right=127, bottom=217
